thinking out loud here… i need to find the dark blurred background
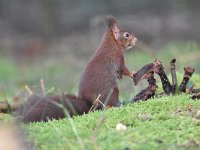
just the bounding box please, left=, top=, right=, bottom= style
left=0, top=0, right=200, bottom=98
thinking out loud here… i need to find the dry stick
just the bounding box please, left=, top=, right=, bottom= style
left=178, top=67, right=195, bottom=93
left=89, top=94, right=107, bottom=112
left=170, top=58, right=177, bottom=94
left=132, top=72, right=157, bottom=102
left=132, top=62, right=159, bottom=102
left=90, top=88, right=115, bottom=112
left=103, top=88, right=115, bottom=109
left=190, top=88, right=200, bottom=94
left=186, top=83, right=200, bottom=94
left=132, top=85, right=157, bottom=102
left=40, top=78, right=45, bottom=96
left=91, top=89, right=113, bottom=150
left=0, top=90, right=25, bottom=113
left=89, top=94, right=100, bottom=112
left=191, top=93, right=200, bottom=100
left=133, top=63, right=154, bottom=85
left=0, top=101, right=11, bottom=113
left=24, top=85, right=33, bottom=95
left=186, top=84, right=195, bottom=94
left=154, top=59, right=171, bottom=95
left=147, top=71, right=156, bottom=86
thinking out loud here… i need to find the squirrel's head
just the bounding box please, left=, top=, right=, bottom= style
left=105, top=15, right=137, bottom=50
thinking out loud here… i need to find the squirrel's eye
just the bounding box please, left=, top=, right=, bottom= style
left=124, top=32, right=130, bottom=38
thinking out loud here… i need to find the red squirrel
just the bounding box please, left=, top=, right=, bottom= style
left=16, top=16, right=137, bottom=123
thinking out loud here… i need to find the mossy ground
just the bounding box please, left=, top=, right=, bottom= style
left=24, top=95, right=200, bottom=150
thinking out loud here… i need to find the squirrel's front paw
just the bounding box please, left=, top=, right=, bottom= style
left=130, top=71, right=136, bottom=78
left=117, top=73, right=123, bottom=80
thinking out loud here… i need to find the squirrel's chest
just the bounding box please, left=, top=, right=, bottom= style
left=85, top=51, right=123, bottom=76
left=98, top=58, right=120, bottom=80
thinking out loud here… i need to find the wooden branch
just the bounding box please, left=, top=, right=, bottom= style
left=132, top=72, right=157, bottom=102
left=147, top=71, right=156, bottom=86
left=190, top=88, right=200, bottom=94
left=132, top=85, right=157, bottom=102
left=191, top=93, right=200, bottom=100
left=178, top=67, right=195, bottom=93
left=170, top=58, right=177, bottom=94
left=0, top=101, right=11, bottom=113
left=133, top=63, right=154, bottom=85
left=153, top=59, right=171, bottom=95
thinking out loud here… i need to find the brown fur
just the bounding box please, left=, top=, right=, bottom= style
left=17, top=16, right=137, bottom=123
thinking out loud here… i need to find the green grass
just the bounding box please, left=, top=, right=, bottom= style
left=25, top=95, right=200, bottom=150
left=1, top=94, right=200, bottom=150
left=0, top=42, right=200, bottom=149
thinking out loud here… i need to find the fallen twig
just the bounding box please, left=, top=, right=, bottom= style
left=179, top=67, right=195, bottom=93
left=0, top=101, right=11, bottom=113
left=40, top=78, right=45, bottom=96
left=133, top=63, right=154, bottom=85
left=153, top=59, right=171, bottom=95
left=170, top=58, right=177, bottom=94
left=191, top=93, right=200, bottom=100
left=132, top=72, right=157, bottom=102
left=132, top=85, right=158, bottom=102
left=24, top=85, right=33, bottom=95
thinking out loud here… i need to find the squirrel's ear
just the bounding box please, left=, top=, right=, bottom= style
left=111, top=24, right=120, bottom=40
left=105, top=15, right=120, bottom=40
left=105, top=15, right=117, bottom=28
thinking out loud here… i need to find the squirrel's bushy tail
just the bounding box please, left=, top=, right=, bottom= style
left=16, top=94, right=91, bottom=123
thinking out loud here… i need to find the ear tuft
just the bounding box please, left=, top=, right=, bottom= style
left=105, top=15, right=118, bottom=28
